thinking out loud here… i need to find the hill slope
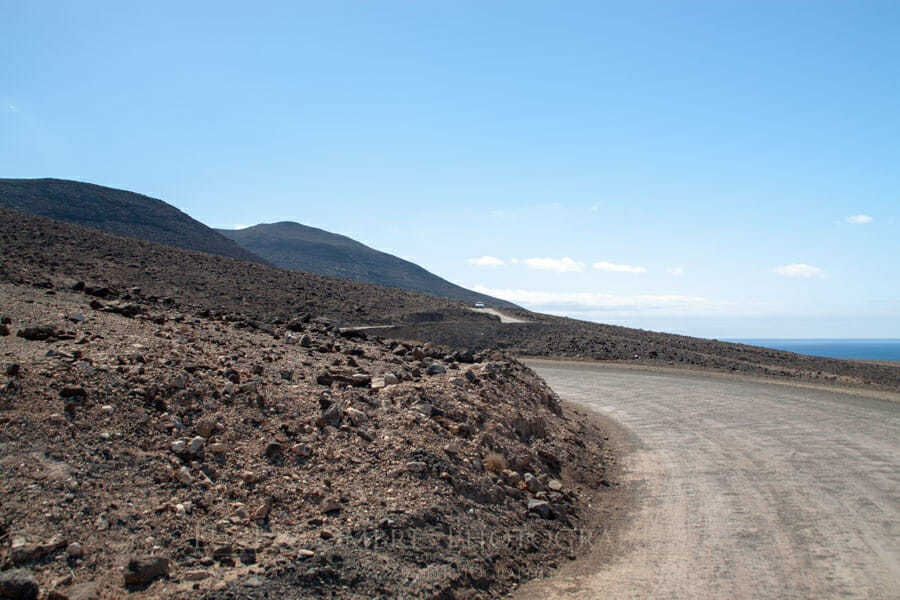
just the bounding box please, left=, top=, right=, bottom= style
left=0, top=178, right=267, bottom=265
left=217, top=221, right=517, bottom=308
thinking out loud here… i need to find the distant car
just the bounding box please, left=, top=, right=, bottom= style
left=474, top=302, right=486, bottom=308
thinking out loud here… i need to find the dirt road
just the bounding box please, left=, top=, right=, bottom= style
left=470, top=307, right=531, bottom=323
left=515, top=360, right=900, bottom=599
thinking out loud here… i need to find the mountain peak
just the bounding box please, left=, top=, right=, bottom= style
left=219, top=222, right=516, bottom=308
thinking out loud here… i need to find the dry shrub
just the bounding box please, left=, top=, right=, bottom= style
left=483, top=452, right=507, bottom=474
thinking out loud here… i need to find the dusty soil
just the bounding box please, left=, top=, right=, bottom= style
left=0, top=281, right=614, bottom=599
left=515, top=361, right=900, bottom=599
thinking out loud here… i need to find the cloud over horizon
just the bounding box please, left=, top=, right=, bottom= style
left=521, top=257, right=585, bottom=273
left=472, top=285, right=725, bottom=314
left=845, top=214, right=873, bottom=224
left=593, top=261, right=646, bottom=274
left=467, top=255, right=505, bottom=268
left=774, top=263, right=825, bottom=279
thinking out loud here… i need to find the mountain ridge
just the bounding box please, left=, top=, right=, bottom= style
left=0, top=178, right=268, bottom=265
left=217, top=221, right=518, bottom=309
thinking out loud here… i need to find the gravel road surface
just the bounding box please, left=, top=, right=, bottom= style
left=470, top=307, right=531, bottom=323
left=514, top=360, right=900, bottom=600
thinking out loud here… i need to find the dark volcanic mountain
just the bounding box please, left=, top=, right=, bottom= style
left=217, top=221, right=517, bottom=308
left=0, top=178, right=267, bottom=265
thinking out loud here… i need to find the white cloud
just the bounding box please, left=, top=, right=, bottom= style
left=7, top=104, right=17, bottom=112
left=593, top=261, right=646, bottom=274
left=774, top=263, right=825, bottom=279
left=590, top=204, right=601, bottom=212
left=845, top=214, right=873, bottom=224
left=472, top=285, right=725, bottom=314
left=467, top=256, right=505, bottom=268
left=667, top=267, right=685, bottom=276
left=521, top=257, right=585, bottom=273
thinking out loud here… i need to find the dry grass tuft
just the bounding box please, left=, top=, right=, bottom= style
left=483, top=451, right=508, bottom=474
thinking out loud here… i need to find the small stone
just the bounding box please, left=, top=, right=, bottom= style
left=263, top=442, right=283, bottom=459
left=66, top=542, right=85, bottom=559
left=297, top=549, right=315, bottom=559
left=299, top=334, right=312, bottom=348
left=350, top=373, right=371, bottom=387
left=412, top=402, right=433, bottom=417
left=252, top=497, right=273, bottom=521
left=212, top=543, right=233, bottom=560
left=527, top=498, right=552, bottom=519
left=187, top=436, right=205, bottom=454
left=17, top=326, right=57, bottom=341
left=170, top=440, right=187, bottom=454
left=320, top=498, right=342, bottom=514
left=524, top=473, right=543, bottom=493
left=547, top=478, right=563, bottom=492
left=182, top=570, right=209, bottom=582
left=425, top=364, right=446, bottom=375
left=123, top=556, right=170, bottom=586
left=208, top=442, right=227, bottom=455
left=9, top=537, right=40, bottom=564
left=65, top=581, right=101, bottom=600
left=239, top=547, right=257, bottom=564
left=405, top=461, right=427, bottom=473
left=6, top=363, right=20, bottom=377
left=502, top=470, right=522, bottom=487
left=344, top=406, right=368, bottom=425
left=195, top=419, right=217, bottom=438
left=318, top=404, right=342, bottom=427
left=59, top=387, right=86, bottom=399
left=292, top=443, right=312, bottom=457
left=315, top=372, right=334, bottom=386
left=0, top=569, right=38, bottom=600
left=176, top=466, right=193, bottom=486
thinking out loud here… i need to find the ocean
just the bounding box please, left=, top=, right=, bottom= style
left=727, top=339, right=900, bottom=362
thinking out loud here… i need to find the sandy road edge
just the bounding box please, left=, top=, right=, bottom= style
left=505, top=394, right=643, bottom=599
left=521, top=357, right=900, bottom=403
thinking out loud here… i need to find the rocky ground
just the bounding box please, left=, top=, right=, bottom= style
left=0, top=281, right=612, bottom=600
left=379, top=316, right=900, bottom=392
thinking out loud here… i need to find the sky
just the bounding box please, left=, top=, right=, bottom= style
left=3, top=1, right=899, bottom=338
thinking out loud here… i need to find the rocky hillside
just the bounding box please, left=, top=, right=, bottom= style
left=0, top=275, right=611, bottom=599
left=379, top=314, right=900, bottom=392
left=218, top=222, right=517, bottom=309
left=0, top=207, right=488, bottom=329
left=0, top=179, right=267, bottom=265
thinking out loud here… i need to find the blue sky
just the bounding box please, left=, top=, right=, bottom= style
left=3, top=1, right=899, bottom=338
